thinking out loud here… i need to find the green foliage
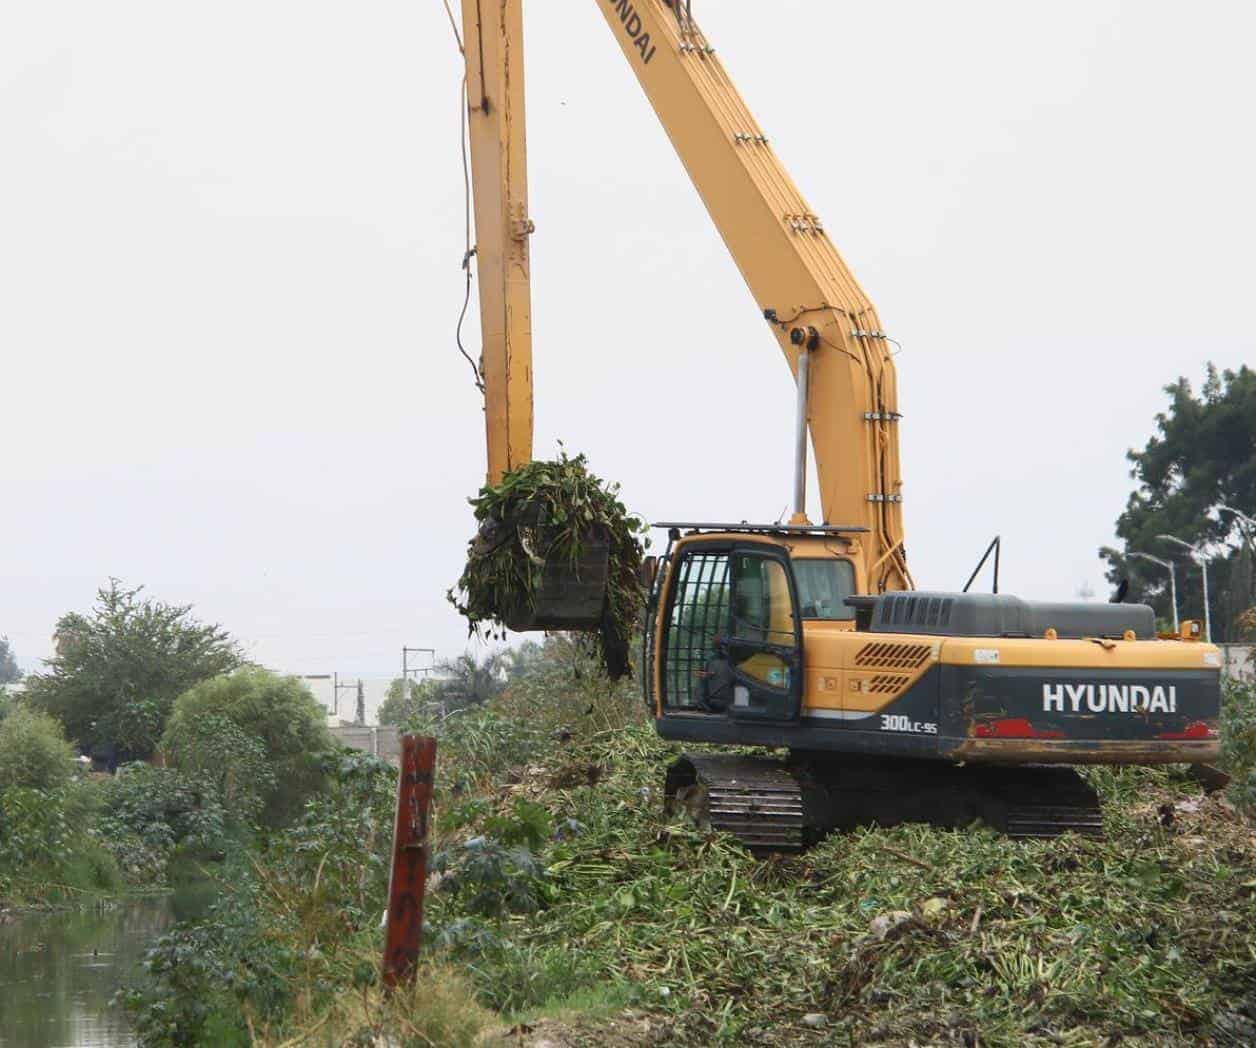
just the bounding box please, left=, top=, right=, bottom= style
left=417, top=721, right=1256, bottom=1044
left=1222, top=676, right=1256, bottom=811
left=102, top=763, right=229, bottom=855
left=0, top=707, right=76, bottom=791
left=262, top=748, right=397, bottom=930
left=23, top=581, right=242, bottom=759
left=161, top=712, right=274, bottom=828
left=376, top=676, right=436, bottom=726
left=485, top=797, right=550, bottom=851
left=444, top=933, right=605, bottom=1015
left=503, top=632, right=643, bottom=732
left=162, top=668, right=331, bottom=828
left=404, top=704, right=543, bottom=790
left=432, top=650, right=508, bottom=711
left=448, top=451, right=647, bottom=677
left=0, top=787, right=72, bottom=875
left=435, top=797, right=552, bottom=919
left=375, top=966, right=494, bottom=1048
left=117, top=634, right=1256, bottom=1045
left=121, top=750, right=398, bottom=1044
left=0, top=783, right=121, bottom=903
left=0, top=635, right=19, bottom=684
left=1101, top=364, right=1256, bottom=637
left=121, top=890, right=276, bottom=1047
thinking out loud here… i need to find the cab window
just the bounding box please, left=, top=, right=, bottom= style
left=731, top=554, right=795, bottom=646
left=793, top=559, right=856, bottom=621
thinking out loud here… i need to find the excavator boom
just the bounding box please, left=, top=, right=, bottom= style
left=462, top=0, right=910, bottom=592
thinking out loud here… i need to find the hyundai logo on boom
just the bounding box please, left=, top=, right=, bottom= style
left=1042, top=683, right=1177, bottom=714
left=607, top=0, right=658, bottom=64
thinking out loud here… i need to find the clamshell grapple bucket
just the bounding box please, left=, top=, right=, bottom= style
left=471, top=499, right=611, bottom=633
left=503, top=530, right=611, bottom=632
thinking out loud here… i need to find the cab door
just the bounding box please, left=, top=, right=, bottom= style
left=720, top=547, right=804, bottom=722
left=656, top=541, right=803, bottom=722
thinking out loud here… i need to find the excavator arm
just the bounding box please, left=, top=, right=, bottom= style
left=461, top=0, right=911, bottom=592
left=462, top=0, right=534, bottom=483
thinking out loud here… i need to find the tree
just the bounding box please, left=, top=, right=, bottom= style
left=0, top=636, right=19, bottom=685
left=430, top=651, right=508, bottom=712
left=23, top=581, right=243, bottom=763
left=0, top=708, right=76, bottom=791
left=1101, top=365, right=1256, bottom=639
left=162, top=667, right=332, bottom=828
left=377, top=677, right=437, bottom=727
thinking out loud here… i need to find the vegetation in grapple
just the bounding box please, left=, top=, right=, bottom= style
left=448, top=452, right=648, bottom=678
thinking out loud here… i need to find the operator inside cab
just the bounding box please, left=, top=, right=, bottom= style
left=793, top=559, right=857, bottom=621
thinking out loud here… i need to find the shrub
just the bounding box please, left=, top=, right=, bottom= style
left=262, top=749, right=397, bottom=933
left=102, top=763, right=228, bottom=860
left=161, top=712, right=274, bottom=829
left=121, top=901, right=264, bottom=1047
left=0, top=707, right=76, bottom=791
left=436, top=837, right=548, bottom=918
left=0, top=783, right=121, bottom=901
left=1221, top=676, right=1256, bottom=811
left=404, top=705, right=543, bottom=790
left=163, top=668, right=332, bottom=828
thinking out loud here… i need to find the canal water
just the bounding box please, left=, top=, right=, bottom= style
left=0, top=896, right=173, bottom=1048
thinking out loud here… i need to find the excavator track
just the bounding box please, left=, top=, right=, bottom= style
left=665, top=755, right=805, bottom=851
left=985, top=765, right=1104, bottom=839
left=664, top=754, right=1103, bottom=852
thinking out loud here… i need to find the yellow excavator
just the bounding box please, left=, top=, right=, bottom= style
left=456, top=0, right=1221, bottom=848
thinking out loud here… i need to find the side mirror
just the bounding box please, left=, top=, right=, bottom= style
left=640, top=555, right=658, bottom=592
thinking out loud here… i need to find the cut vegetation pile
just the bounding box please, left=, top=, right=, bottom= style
left=129, top=645, right=1256, bottom=1046
left=448, top=453, right=647, bottom=677
left=417, top=724, right=1256, bottom=1045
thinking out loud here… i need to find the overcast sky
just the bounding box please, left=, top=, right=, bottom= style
left=3, top=1, right=1253, bottom=677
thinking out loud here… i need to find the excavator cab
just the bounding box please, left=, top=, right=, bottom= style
left=645, top=524, right=850, bottom=724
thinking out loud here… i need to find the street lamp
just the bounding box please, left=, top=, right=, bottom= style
left=1218, top=504, right=1256, bottom=547
left=1128, top=551, right=1179, bottom=633
left=1157, top=534, right=1210, bottom=642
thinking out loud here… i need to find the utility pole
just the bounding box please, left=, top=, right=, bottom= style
left=333, top=673, right=361, bottom=723
left=402, top=646, right=436, bottom=696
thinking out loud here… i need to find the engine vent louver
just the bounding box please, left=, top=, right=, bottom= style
left=867, top=591, right=1155, bottom=639
left=855, top=642, right=933, bottom=670
left=884, top=594, right=955, bottom=629
left=866, top=673, right=912, bottom=694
